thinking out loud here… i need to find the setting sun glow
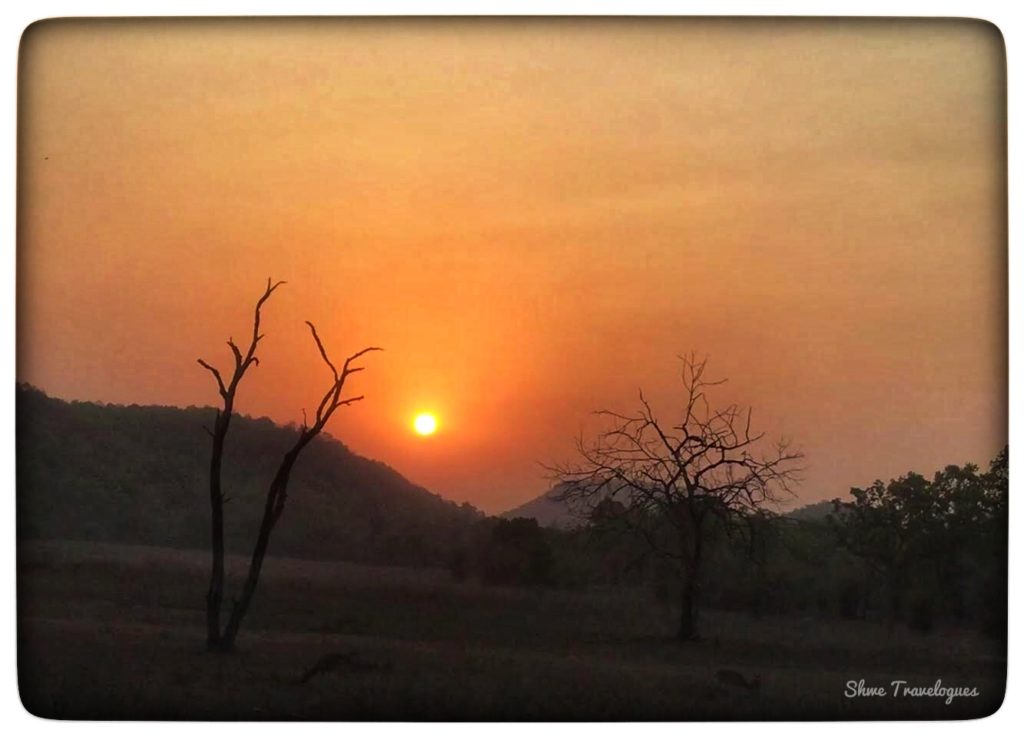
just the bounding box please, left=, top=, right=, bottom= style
left=413, top=413, right=438, bottom=437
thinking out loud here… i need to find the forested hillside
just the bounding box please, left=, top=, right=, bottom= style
left=16, top=385, right=482, bottom=566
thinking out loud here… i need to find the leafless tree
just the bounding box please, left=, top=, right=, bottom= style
left=198, top=279, right=381, bottom=651
left=197, top=278, right=283, bottom=651
left=549, top=355, right=802, bottom=640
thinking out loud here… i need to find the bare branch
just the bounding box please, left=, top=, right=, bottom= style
left=197, top=359, right=227, bottom=397
left=227, top=339, right=243, bottom=368
left=342, top=346, right=385, bottom=376
left=305, top=321, right=338, bottom=381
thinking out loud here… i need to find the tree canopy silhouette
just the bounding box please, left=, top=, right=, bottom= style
left=550, top=355, right=802, bottom=640
left=829, top=447, right=1008, bottom=633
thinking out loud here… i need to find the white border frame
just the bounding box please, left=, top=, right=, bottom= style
left=2, top=2, right=1019, bottom=735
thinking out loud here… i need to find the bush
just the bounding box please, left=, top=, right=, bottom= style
left=480, top=518, right=554, bottom=586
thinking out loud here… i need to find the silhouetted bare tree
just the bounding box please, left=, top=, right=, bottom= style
left=197, top=278, right=284, bottom=651
left=550, top=355, right=802, bottom=640
left=198, top=279, right=381, bottom=651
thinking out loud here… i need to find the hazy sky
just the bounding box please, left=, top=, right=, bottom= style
left=18, top=19, right=1006, bottom=513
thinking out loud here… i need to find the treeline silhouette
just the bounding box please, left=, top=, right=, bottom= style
left=446, top=451, right=1007, bottom=640
left=16, top=384, right=481, bottom=567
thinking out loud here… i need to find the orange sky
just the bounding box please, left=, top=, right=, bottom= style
left=18, top=19, right=1006, bottom=513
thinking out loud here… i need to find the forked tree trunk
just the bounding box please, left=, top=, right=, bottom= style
left=198, top=279, right=283, bottom=652
left=199, top=282, right=379, bottom=653
left=218, top=450, right=300, bottom=651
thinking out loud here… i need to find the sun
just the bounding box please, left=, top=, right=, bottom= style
left=412, top=412, right=438, bottom=436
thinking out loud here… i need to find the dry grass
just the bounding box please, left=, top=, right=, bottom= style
left=17, top=541, right=1005, bottom=720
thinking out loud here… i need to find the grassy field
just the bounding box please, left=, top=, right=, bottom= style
left=17, top=540, right=1005, bottom=720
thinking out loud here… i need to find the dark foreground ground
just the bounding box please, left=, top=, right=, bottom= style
left=17, top=540, right=1006, bottom=720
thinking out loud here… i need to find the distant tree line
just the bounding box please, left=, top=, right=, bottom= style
left=452, top=447, right=1006, bottom=642
left=529, top=355, right=1007, bottom=642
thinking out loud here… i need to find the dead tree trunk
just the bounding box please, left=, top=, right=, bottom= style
left=198, top=280, right=379, bottom=652
left=198, top=278, right=284, bottom=652
left=205, top=408, right=228, bottom=651
left=220, top=449, right=300, bottom=648
left=217, top=323, right=381, bottom=652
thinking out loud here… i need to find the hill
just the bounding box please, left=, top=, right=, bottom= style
left=500, top=483, right=582, bottom=529
left=16, top=384, right=482, bottom=566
